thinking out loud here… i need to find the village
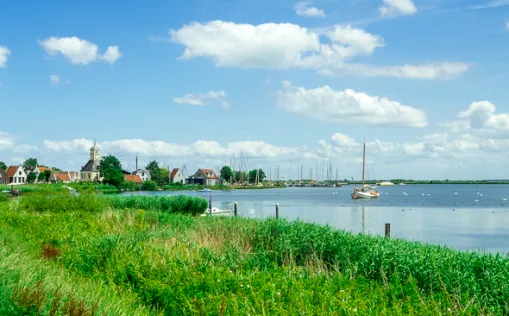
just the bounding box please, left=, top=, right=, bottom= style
left=0, top=142, right=221, bottom=187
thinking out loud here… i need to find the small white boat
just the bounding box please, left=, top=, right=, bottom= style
left=199, top=188, right=212, bottom=192
left=352, top=184, right=380, bottom=199
left=201, top=207, right=232, bottom=216
left=378, top=181, right=395, bottom=186
left=352, top=140, right=380, bottom=200
left=398, top=182, right=407, bottom=186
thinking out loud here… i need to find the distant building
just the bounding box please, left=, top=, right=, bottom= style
left=48, top=171, right=80, bottom=183
left=6, top=166, right=27, bottom=184
left=132, top=169, right=151, bottom=182
left=80, top=141, right=101, bottom=182
left=25, top=166, right=53, bottom=183
left=188, top=168, right=219, bottom=186
left=0, top=168, right=8, bottom=184
left=124, top=174, right=143, bottom=188
left=170, top=168, right=186, bottom=184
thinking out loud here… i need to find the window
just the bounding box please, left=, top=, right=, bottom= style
left=18, top=171, right=22, bottom=176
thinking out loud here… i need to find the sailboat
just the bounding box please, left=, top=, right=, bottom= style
left=352, top=140, right=380, bottom=199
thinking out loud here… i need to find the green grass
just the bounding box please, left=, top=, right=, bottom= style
left=1, top=195, right=508, bottom=314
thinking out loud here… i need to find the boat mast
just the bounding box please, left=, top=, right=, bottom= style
left=362, top=139, right=366, bottom=186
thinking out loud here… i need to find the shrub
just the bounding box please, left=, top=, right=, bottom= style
left=142, top=180, right=158, bottom=191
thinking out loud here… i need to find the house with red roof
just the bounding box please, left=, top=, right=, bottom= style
left=6, top=166, right=27, bottom=184
left=124, top=174, right=143, bottom=188
left=170, top=168, right=186, bottom=184
left=48, top=171, right=80, bottom=183
left=188, top=168, right=219, bottom=186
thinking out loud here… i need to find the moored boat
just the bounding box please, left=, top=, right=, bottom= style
left=352, top=140, right=380, bottom=200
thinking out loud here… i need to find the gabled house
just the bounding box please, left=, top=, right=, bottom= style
left=132, top=169, right=151, bottom=182
left=188, top=168, right=219, bottom=186
left=170, top=168, right=186, bottom=184
left=124, top=174, right=143, bottom=188
left=48, top=171, right=80, bottom=183
left=48, top=172, right=71, bottom=183
left=25, top=166, right=53, bottom=183
left=6, top=166, right=27, bottom=184
left=0, top=168, right=8, bottom=184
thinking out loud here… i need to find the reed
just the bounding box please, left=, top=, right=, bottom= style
left=1, top=196, right=508, bottom=314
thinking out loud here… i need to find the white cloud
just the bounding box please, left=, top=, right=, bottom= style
left=0, top=46, right=10, bottom=68
left=295, top=1, right=326, bottom=18
left=13, top=144, right=38, bottom=154
left=44, top=138, right=308, bottom=161
left=340, top=62, right=470, bottom=79
left=50, top=75, right=60, bottom=84
left=0, top=132, right=15, bottom=150
left=0, top=132, right=38, bottom=156
left=44, top=138, right=94, bottom=152
left=101, top=46, right=122, bottom=64
left=440, top=101, right=509, bottom=141
left=38, top=36, right=122, bottom=65
left=380, top=0, right=417, bottom=17
left=173, top=90, right=229, bottom=108
left=277, top=81, right=428, bottom=127
left=50, top=75, right=70, bottom=85
left=469, top=0, right=509, bottom=10
left=169, top=20, right=469, bottom=79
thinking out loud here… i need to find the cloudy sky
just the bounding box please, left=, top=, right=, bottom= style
left=1, top=0, right=509, bottom=180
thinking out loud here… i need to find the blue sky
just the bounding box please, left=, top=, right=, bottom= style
left=1, top=0, right=509, bottom=180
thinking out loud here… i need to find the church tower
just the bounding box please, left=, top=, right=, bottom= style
left=90, top=140, right=100, bottom=169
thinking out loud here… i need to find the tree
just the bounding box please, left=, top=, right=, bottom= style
left=99, top=155, right=125, bottom=187
left=145, top=161, right=168, bottom=186
left=142, top=180, right=158, bottom=191
left=23, top=158, right=38, bottom=170
left=159, top=168, right=169, bottom=185
left=42, top=170, right=52, bottom=182
left=220, top=166, right=233, bottom=182
left=27, top=172, right=37, bottom=184
left=233, top=170, right=248, bottom=183
left=0, top=161, right=6, bottom=171
left=248, top=169, right=266, bottom=183
left=37, top=172, right=46, bottom=183
left=146, top=161, right=161, bottom=180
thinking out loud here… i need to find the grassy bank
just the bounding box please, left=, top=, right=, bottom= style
left=1, top=196, right=508, bottom=314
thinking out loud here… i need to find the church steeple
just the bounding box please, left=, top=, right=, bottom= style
left=90, top=139, right=100, bottom=162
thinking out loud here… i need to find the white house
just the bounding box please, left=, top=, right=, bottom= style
left=6, top=166, right=27, bottom=184
left=132, top=169, right=151, bottom=182
left=170, top=168, right=186, bottom=184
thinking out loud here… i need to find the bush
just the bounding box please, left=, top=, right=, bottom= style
left=141, top=180, right=157, bottom=191
left=118, top=181, right=137, bottom=191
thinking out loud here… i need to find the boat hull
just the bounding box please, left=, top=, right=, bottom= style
left=351, top=191, right=380, bottom=199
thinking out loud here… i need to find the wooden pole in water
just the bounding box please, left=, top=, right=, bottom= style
left=209, top=190, right=212, bottom=216
left=234, top=202, right=238, bottom=217
left=276, top=203, right=279, bottom=219
left=385, top=223, right=390, bottom=238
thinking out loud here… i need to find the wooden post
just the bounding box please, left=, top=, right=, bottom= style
left=234, top=202, right=238, bottom=217
left=276, top=203, right=279, bottom=219
left=385, top=223, right=390, bottom=238
left=209, top=191, right=212, bottom=216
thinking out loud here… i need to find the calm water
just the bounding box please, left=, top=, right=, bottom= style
left=122, top=184, right=509, bottom=254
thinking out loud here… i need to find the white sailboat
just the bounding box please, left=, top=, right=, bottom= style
left=352, top=140, right=380, bottom=199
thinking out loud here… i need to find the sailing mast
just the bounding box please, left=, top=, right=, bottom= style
left=362, top=140, right=366, bottom=186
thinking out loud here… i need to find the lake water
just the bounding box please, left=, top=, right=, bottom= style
left=121, top=184, right=509, bottom=254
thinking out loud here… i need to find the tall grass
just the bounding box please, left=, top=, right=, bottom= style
left=1, top=196, right=508, bottom=314
left=16, top=194, right=208, bottom=215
